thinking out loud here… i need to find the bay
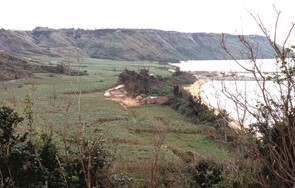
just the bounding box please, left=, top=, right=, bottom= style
left=171, top=59, right=278, bottom=72
left=172, top=59, right=285, bottom=125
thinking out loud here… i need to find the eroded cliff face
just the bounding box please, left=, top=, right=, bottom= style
left=0, top=28, right=276, bottom=61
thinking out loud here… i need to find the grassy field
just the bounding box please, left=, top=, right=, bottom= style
left=0, top=57, right=228, bottom=183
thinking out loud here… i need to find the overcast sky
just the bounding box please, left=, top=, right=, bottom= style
left=1, top=0, right=294, bottom=44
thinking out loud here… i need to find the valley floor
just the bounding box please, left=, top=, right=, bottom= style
left=0, top=57, right=230, bottom=186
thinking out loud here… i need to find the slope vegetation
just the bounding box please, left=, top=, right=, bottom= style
left=0, top=28, right=275, bottom=61
left=0, top=50, right=87, bottom=81
left=0, top=50, right=32, bottom=81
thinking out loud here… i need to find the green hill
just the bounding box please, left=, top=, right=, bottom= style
left=0, top=28, right=275, bottom=61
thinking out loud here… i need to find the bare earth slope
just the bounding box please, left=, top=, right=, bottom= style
left=0, top=28, right=275, bottom=61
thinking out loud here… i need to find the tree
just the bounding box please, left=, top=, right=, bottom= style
left=221, top=9, right=295, bottom=187
left=118, top=69, right=154, bottom=97
left=173, top=67, right=181, bottom=76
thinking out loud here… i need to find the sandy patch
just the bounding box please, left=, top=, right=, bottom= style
left=109, top=97, right=141, bottom=110
left=104, top=85, right=167, bottom=110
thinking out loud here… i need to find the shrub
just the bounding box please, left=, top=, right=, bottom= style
left=193, top=160, right=223, bottom=187
left=118, top=69, right=159, bottom=97
left=0, top=106, right=111, bottom=187
left=0, top=106, right=64, bottom=187
left=166, top=87, right=220, bottom=126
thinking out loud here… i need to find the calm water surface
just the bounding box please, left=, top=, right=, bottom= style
left=173, top=59, right=285, bottom=125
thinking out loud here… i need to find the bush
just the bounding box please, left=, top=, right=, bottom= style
left=166, top=87, right=220, bottom=126
left=193, top=160, right=223, bottom=187
left=193, top=159, right=259, bottom=188
left=118, top=69, right=159, bottom=97
left=0, top=106, right=111, bottom=187
left=0, top=106, right=64, bottom=187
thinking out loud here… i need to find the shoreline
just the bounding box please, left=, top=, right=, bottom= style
left=185, top=79, right=242, bottom=131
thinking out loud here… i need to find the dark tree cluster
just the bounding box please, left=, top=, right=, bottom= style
left=118, top=69, right=159, bottom=97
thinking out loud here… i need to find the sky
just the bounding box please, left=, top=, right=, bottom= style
left=1, top=0, right=294, bottom=45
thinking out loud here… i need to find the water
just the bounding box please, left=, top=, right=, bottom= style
left=171, top=59, right=278, bottom=72
left=200, top=80, right=285, bottom=125
left=172, top=59, right=287, bottom=125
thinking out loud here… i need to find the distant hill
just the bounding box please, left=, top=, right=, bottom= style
left=0, top=28, right=276, bottom=61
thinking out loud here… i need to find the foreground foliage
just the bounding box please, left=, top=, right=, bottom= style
left=221, top=10, right=295, bottom=187
left=0, top=106, right=110, bottom=187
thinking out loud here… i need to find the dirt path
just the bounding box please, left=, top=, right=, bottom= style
left=104, top=85, right=140, bottom=110
left=104, top=85, right=167, bottom=110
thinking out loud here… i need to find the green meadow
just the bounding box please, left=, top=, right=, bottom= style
left=0, top=57, right=228, bottom=180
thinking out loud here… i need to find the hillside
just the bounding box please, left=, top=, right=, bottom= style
left=0, top=50, right=33, bottom=81
left=0, top=50, right=87, bottom=81
left=0, top=28, right=275, bottom=61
